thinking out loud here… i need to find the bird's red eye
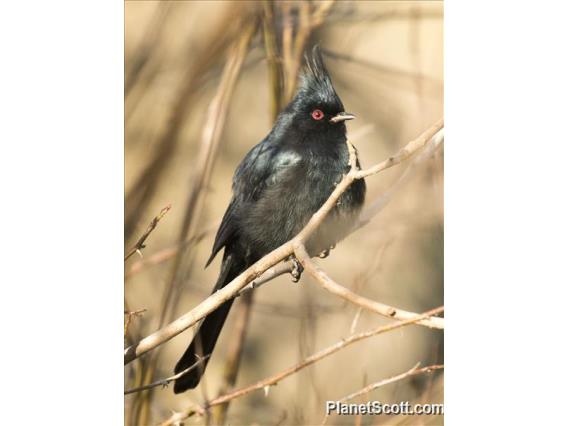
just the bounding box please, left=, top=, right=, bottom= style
left=311, top=109, right=324, bottom=120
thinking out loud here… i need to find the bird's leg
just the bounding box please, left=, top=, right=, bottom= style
left=318, top=243, right=336, bottom=259
left=288, top=256, right=304, bottom=283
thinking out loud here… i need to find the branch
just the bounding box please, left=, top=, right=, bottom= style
left=158, top=306, right=444, bottom=425
left=125, top=223, right=218, bottom=278
left=124, top=4, right=247, bottom=240
left=124, top=309, right=147, bottom=338
left=355, top=118, right=444, bottom=179
left=358, top=127, right=443, bottom=225
left=124, top=355, right=209, bottom=395
left=124, top=204, right=171, bottom=261
left=294, top=118, right=443, bottom=244
left=212, top=291, right=254, bottom=424
left=294, top=245, right=443, bottom=329
left=283, top=0, right=336, bottom=101
left=237, top=260, right=295, bottom=297
left=124, top=119, right=444, bottom=365
left=238, top=127, right=443, bottom=298
left=321, top=363, right=444, bottom=424
left=124, top=239, right=294, bottom=365
left=151, top=19, right=257, bottom=335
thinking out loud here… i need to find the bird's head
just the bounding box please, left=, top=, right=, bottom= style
left=283, top=45, right=354, bottom=140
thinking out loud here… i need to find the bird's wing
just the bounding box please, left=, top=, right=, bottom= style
left=206, top=140, right=301, bottom=266
left=205, top=197, right=239, bottom=267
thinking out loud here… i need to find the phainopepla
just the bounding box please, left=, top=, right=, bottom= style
left=173, top=46, right=366, bottom=393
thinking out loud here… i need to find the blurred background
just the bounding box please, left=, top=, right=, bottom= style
left=124, top=1, right=443, bottom=425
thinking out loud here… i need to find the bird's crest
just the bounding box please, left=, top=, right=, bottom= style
left=298, top=45, right=343, bottom=110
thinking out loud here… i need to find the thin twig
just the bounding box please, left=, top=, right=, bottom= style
left=355, top=119, right=443, bottom=180
left=129, top=20, right=258, bottom=424
left=327, top=8, right=443, bottom=25
left=208, top=309, right=444, bottom=406
left=124, top=355, right=209, bottom=395
left=124, top=309, right=147, bottom=338
left=320, top=363, right=444, bottom=425
left=321, top=47, right=441, bottom=87
left=212, top=291, right=255, bottom=424
left=125, top=222, right=219, bottom=279
left=125, top=204, right=171, bottom=261
left=158, top=307, right=443, bottom=425
left=262, top=1, right=284, bottom=118
left=358, top=128, right=444, bottom=225
left=133, top=21, right=258, bottom=423
left=237, top=261, right=295, bottom=297
left=155, top=19, right=257, bottom=330
left=124, top=5, right=241, bottom=240
left=282, top=1, right=336, bottom=102
left=350, top=307, right=363, bottom=334
left=295, top=244, right=444, bottom=329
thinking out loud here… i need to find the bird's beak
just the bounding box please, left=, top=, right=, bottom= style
left=330, top=112, right=355, bottom=123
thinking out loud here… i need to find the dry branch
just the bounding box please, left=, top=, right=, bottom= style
left=127, top=20, right=258, bottom=424
left=124, top=4, right=248, bottom=240
left=237, top=127, right=443, bottom=297
left=124, top=356, right=209, bottom=395
left=158, top=307, right=443, bottom=425
left=124, top=309, right=147, bottom=338
left=125, top=223, right=218, bottom=279
left=155, top=17, right=257, bottom=341
left=295, top=245, right=444, bottom=329
left=124, top=119, right=444, bottom=365
left=124, top=205, right=171, bottom=262
left=321, top=363, right=444, bottom=424
left=358, top=128, right=443, bottom=225
left=282, top=0, right=337, bottom=101
left=237, top=261, right=295, bottom=296
left=262, top=1, right=284, bottom=117
left=212, top=291, right=255, bottom=424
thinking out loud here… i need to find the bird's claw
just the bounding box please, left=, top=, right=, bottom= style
left=318, top=244, right=335, bottom=259
left=290, top=257, right=303, bottom=283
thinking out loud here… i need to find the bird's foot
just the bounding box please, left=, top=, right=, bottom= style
left=318, top=244, right=335, bottom=259
left=289, top=256, right=304, bottom=283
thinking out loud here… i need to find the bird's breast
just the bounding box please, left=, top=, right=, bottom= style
left=238, top=146, right=364, bottom=259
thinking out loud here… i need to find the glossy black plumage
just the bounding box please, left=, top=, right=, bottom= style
left=173, top=46, right=366, bottom=393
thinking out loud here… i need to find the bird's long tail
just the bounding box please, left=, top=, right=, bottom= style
left=173, top=251, right=245, bottom=393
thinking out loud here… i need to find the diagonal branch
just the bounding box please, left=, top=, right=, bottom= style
left=124, top=309, right=147, bottom=338
left=237, top=127, right=444, bottom=297
left=321, top=363, right=444, bottom=424
left=158, top=307, right=443, bottom=425
left=124, top=204, right=171, bottom=261
left=125, top=223, right=218, bottom=279
left=294, top=244, right=444, bottom=329
left=124, top=355, right=209, bottom=395
left=124, top=119, right=444, bottom=365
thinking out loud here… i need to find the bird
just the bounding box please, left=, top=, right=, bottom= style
left=173, top=45, right=366, bottom=393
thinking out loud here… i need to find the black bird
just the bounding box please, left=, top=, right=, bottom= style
left=173, top=46, right=366, bottom=393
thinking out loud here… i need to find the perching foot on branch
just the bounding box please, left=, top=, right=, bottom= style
left=318, top=244, right=335, bottom=259
left=289, top=256, right=304, bottom=283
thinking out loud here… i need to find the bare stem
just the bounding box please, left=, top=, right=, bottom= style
left=124, top=355, right=209, bottom=395
left=124, top=204, right=171, bottom=261
left=124, top=309, right=147, bottom=338
left=158, top=307, right=443, bottom=425
left=295, top=245, right=443, bottom=329
left=321, top=363, right=444, bottom=424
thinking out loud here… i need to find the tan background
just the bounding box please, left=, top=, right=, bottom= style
left=125, top=1, right=443, bottom=425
